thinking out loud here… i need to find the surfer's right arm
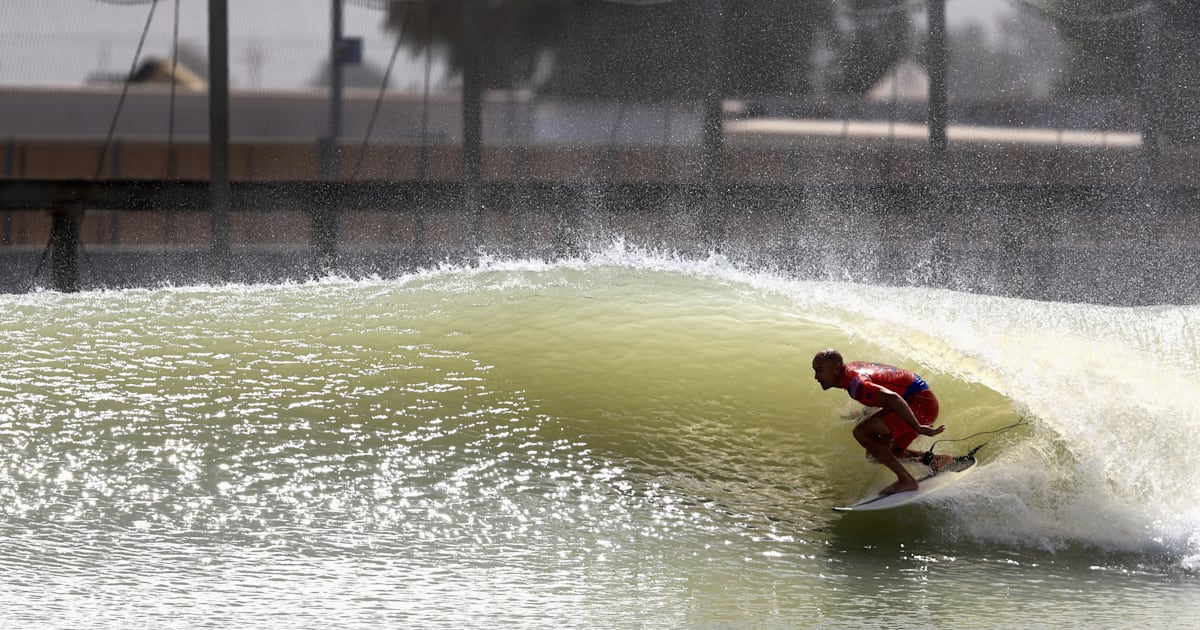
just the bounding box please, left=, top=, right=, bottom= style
left=879, top=388, right=945, bottom=436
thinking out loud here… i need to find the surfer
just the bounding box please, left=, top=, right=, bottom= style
left=812, top=348, right=952, bottom=495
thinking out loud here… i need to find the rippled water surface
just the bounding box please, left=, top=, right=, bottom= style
left=1, top=251, right=1198, bottom=627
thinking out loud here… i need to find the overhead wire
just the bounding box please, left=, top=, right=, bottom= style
left=27, top=0, right=162, bottom=291
left=93, top=0, right=160, bottom=182
left=349, top=1, right=409, bottom=180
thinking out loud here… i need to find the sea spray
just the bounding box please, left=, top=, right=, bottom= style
left=1, top=247, right=1198, bottom=628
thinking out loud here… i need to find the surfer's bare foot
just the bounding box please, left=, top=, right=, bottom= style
left=928, top=454, right=954, bottom=472
left=879, top=478, right=918, bottom=495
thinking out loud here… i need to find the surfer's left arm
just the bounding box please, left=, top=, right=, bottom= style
left=880, top=389, right=945, bottom=436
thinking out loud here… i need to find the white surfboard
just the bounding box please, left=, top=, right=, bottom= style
left=832, top=456, right=976, bottom=512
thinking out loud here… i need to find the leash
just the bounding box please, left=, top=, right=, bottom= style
left=922, top=417, right=1030, bottom=465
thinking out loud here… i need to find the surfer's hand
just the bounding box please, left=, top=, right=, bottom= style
left=919, top=424, right=946, bottom=436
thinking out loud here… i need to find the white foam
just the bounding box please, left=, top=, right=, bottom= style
left=448, top=245, right=1200, bottom=561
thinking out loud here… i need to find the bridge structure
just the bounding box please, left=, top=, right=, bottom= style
left=1, top=0, right=1195, bottom=304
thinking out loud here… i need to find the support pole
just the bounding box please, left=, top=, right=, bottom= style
left=327, top=0, right=344, bottom=181
left=926, top=0, right=948, bottom=184
left=5, top=140, right=15, bottom=247
left=460, top=0, right=484, bottom=247
left=700, top=0, right=725, bottom=246
left=923, top=0, right=951, bottom=285
left=50, top=208, right=81, bottom=293
left=208, top=0, right=231, bottom=281
left=314, top=0, right=344, bottom=274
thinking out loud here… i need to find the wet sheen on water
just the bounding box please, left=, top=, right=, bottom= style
left=1, top=250, right=1198, bottom=627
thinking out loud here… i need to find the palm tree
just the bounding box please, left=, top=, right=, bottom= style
left=383, top=0, right=918, bottom=102
left=1024, top=0, right=1200, bottom=142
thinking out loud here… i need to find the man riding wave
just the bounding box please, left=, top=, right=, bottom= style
left=812, top=348, right=952, bottom=495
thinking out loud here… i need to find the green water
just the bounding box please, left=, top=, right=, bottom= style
left=0, top=249, right=1197, bottom=628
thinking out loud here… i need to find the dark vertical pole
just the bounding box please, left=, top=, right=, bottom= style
left=3, top=139, right=15, bottom=251
left=208, top=0, right=231, bottom=281
left=461, top=0, right=484, bottom=246
left=924, top=0, right=951, bottom=285
left=328, top=0, right=344, bottom=180
left=926, top=0, right=948, bottom=184
left=314, top=0, right=344, bottom=275
left=50, top=209, right=81, bottom=293
left=701, top=0, right=725, bottom=246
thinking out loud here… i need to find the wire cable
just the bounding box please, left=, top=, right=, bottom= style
left=926, top=417, right=1031, bottom=460
left=349, top=4, right=409, bottom=180
left=92, top=0, right=159, bottom=183
left=27, top=0, right=160, bottom=291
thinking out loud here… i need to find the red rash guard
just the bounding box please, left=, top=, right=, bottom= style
left=841, top=361, right=939, bottom=449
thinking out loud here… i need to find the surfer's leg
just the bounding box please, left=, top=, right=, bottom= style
left=853, top=414, right=918, bottom=495
left=888, top=394, right=949, bottom=471
left=894, top=447, right=953, bottom=471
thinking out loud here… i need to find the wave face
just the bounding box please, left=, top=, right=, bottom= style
left=1, top=244, right=1198, bottom=627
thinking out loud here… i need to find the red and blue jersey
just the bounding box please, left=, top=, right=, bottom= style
left=839, top=361, right=929, bottom=408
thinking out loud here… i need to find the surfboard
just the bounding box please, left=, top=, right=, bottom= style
left=832, top=456, right=976, bottom=512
